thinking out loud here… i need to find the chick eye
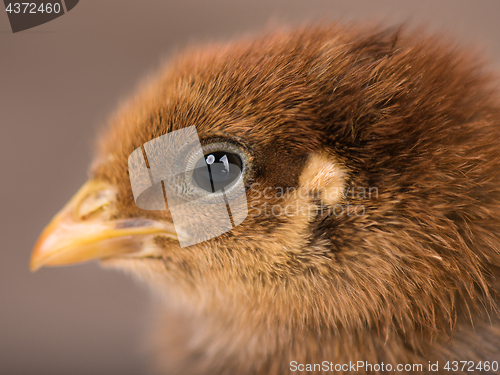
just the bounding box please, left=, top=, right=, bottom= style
left=192, top=150, right=243, bottom=192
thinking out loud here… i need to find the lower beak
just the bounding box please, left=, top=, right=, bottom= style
left=30, top=180, right=177, bottom=272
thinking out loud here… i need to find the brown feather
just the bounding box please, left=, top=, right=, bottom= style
left=91, top=23, right=500, bottom=374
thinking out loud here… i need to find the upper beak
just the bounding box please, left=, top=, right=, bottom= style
left=30, top=180, right=177, bottom=272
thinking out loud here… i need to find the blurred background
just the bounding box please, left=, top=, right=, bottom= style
left=1, top=1, right=500, bottom=374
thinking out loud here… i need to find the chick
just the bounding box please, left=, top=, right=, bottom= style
left=31, top=24, right=500, bottom=375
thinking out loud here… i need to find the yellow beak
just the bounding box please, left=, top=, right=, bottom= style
left=30, top=180, right=177, bottom=272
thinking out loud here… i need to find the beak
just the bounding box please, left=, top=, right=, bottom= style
left=30, top=180, right=177, bottom=272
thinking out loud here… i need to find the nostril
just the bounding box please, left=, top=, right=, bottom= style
left=76, top=188, right=116, bottom=221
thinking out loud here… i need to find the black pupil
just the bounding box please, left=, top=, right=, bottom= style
left=192, top=151, right=242, bottom=192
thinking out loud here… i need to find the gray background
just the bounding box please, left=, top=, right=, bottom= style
left=1, top=1, right=499, bottom=374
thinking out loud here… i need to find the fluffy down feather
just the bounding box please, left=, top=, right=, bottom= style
left=36, top=23, right=500, bottom=374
